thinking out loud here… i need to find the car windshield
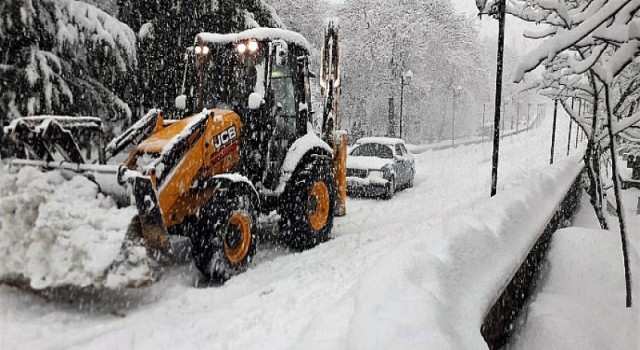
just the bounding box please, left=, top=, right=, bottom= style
left=351, top=143, right=393, bottom=159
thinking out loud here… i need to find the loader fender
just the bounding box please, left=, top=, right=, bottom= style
left=209, top=173, right=260, bottom=207
left=274, top=132, right=333, bottom=194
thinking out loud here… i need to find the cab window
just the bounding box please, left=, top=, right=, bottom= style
left=271, top=65, right=297, bottom=141
left=271, top=66, right=296, bottom=117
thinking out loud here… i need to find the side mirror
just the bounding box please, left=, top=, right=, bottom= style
left=273, top=40, right=288, bottom=67
left=175, top=95, right=187, bottom=111
left=248, top=92, right=263, bottom=110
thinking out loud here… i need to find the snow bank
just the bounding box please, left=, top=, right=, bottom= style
left=0, top=166, right=152, bottom=290
left=329, top=153, right=584, bottom=349
left=512, top=227, right=640, bottom=349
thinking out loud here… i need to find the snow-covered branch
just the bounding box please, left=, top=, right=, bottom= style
left=513, top=0, right=638, bottom=83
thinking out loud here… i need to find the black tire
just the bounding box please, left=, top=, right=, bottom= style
left=383, top=176, right=395, bottom=200
left=407, top=169, right=415, bottom=188
left=280, top=160, right=336, bottom=251
left=192, top=187, right=258, bottom=283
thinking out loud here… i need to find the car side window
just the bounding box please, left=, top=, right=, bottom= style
left=395, top=144, right=403, bottom=157
left=400, top=144, right=409, bottom=155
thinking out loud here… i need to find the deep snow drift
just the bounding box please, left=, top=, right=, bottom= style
left=0, top=167, right=151, bottom=290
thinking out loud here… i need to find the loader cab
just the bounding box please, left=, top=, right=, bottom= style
left=179, top=29, right=312, bottom=132
left=178, top=29, right=314, bottom=188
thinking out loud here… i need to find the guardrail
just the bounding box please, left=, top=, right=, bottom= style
left=480, top=168, right=584, bottom=349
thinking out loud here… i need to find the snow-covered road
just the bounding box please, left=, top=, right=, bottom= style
left=0, top=108, right=577, bottom=349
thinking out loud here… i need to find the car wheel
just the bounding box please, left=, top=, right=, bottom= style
left=383, top=176, right=395, bottom=200
left=408, top=169, right=415, bottom=188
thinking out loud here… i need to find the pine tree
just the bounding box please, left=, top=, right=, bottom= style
left=117, top=0, right=284, bottom=115
left=0, top=0, right=137, bottom=131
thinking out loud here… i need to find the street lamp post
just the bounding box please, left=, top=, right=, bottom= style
left=399, top=70, right=413, bottom=139
left=477, top=0, right=506, bottom=197
left=452, top=85, right=462, bottom=146
left=550, top=99, right=558, bottom=164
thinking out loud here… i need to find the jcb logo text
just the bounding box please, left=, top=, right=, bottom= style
left=214, top=125, right=237, bottom=150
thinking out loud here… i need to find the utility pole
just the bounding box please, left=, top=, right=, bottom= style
left=551, top=99, right=558, bottom=164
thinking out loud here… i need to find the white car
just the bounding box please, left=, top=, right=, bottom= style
left=346, top=137, right=415, bottom=199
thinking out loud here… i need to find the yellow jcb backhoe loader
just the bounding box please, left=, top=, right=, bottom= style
left=2, top=21, right=346, bottom=286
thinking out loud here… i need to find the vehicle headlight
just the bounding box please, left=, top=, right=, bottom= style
left=369, top=170, right=383, bottom=179
left=237, top=43, right=247, bottom=54
left=382, top=166, right=392, bottom=179
left=195, top=45, right=210, bottom=55
left=247, top=40, right=259, bottom=52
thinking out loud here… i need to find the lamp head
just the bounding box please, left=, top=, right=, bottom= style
left=404, top=70, right=413, bottom=84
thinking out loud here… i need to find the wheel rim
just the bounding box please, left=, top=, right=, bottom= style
left=223, top=212, right=252, bottom=264
left=308, top=181, right=330, bottom=231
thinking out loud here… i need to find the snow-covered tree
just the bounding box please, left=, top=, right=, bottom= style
left=266, top=0, right=329, bottom=46
left=0, top=0, right=137, bottom=129
left=117, top=0, right=285, bottom=115
left=485, top=0, right=640, bottom=307
left=334, top=0, right=506, bottom=142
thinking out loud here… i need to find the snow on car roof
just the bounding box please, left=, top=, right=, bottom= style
left=355, top=137, right=405, bottom=146
left=196, top=28, right=311, bottom=51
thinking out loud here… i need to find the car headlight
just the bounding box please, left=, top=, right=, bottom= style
left=382, top=166, right=393, bottom=179
left=367, top=170, right=383, bottom=179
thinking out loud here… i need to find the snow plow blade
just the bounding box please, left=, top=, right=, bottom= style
left=0, top=167, right=175, bottom=293
left=121, top=170, right=174, bottom=264
left=0, top=116, right=177, bottom=293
